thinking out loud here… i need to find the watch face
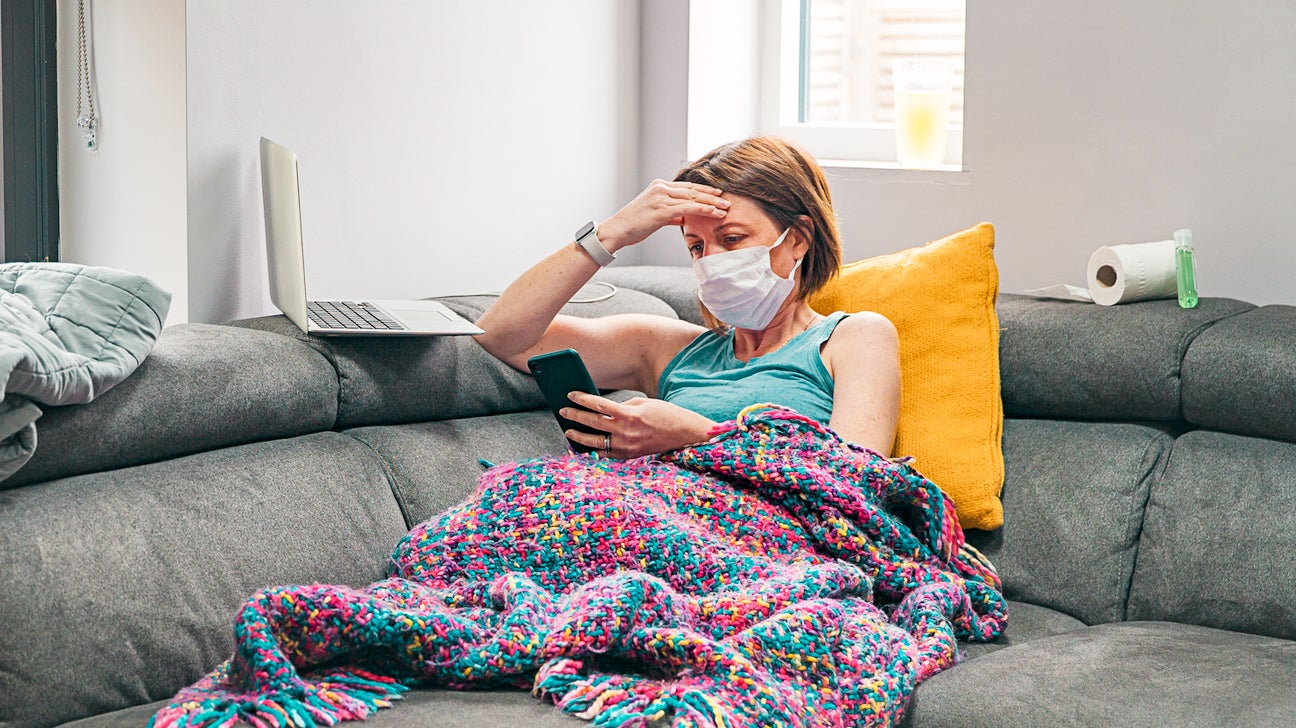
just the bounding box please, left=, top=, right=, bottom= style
left=576, top=221, right=596, bottom=240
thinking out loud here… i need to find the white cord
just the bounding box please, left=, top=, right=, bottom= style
left=435, top=281, right=619, bottom=304
left=568, top=281, right=618, bottom=303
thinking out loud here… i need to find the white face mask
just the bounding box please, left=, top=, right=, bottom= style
left=693, top=227, right=802, bottom=330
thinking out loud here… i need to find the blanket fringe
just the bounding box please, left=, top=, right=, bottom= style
left=149, top=670, right=406, bottom=728
left=534, top=660, right=727, bottom=728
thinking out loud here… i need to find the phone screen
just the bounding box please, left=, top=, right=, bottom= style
left=527, top=348, right=604, bottom=453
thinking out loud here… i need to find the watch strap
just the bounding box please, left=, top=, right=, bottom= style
left=575, top=221, right=616, bottom=267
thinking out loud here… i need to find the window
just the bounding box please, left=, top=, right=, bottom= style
left=760, top=0, right=966, bottom=168
left=2, top=0, right=60, bottom=262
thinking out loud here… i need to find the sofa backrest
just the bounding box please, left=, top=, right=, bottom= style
left=3, top=285, right=677, bottom=490
left=995, top=294, right=1255, bottom=422
left=982, top=300, right=1296, bottom=638
left=225, top=288, right=678, bottom=429
left=969, top=418, right=1174, bottom=626
left=1126, top=428, right=1296, bottom=642
left=2, top=323, right=339, bottom=490
left=1181, top=304, right=1296, bottom=443
left=1127, top=303, right=1296, bottom=642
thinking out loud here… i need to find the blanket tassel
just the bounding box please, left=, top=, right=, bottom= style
left=534, top=660, right=727, bottom=728
left=149, top=670, right=406, bottom=728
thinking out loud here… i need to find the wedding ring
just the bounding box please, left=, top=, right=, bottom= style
left=603, top=433, right=612, bottom=453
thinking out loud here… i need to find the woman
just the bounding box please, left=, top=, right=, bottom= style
left=475, top=136, right=901, bottom=458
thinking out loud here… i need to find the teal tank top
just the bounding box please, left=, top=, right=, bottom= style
left=657, top=311, right=848, bottom=425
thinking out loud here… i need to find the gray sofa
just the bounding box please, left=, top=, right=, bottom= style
left=2, top=265, right=1293, bottom=727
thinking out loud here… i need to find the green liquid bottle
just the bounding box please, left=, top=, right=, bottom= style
left=1174, top=228, right=1198, bottom=309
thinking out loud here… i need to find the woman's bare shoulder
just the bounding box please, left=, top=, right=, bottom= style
left=828, top=310, right=898, bottom=344
left=822, top=311, right=899, bottom=373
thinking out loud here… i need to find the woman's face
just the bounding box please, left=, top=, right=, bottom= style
left=680, top=194, right=806, bottom=278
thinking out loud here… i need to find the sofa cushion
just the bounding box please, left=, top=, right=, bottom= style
left=902, top=621, right=1296, bottom=727
left=0, top=432, right=408, bottom=728
left=1182, top=304, right=1296, bottom=444
left=346, top=409, right=569, bottom=527
left=68, top=686, right=588, bottom=728
left=958, top=600, right=1086, bottom=661
left=966, top=418, right=1172, bottom=626
left=1128, top=430, right=1296, bottom=641
left=2, top=323, right=339, bottom=489
left=229, top=287, right=676, bottom=430
left=996, top=294, right=1253, bottom=421
left=806, top=223, right=1005, bottom=531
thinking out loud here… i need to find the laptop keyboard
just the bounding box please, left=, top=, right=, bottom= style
left=307, top=300, right=407, bottom=331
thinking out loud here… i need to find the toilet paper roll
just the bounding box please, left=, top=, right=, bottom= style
left=1085, top=240, right=1178, bottom=306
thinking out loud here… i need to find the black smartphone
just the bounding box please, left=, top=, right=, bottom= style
left=527, top=348, right=604, bottom=453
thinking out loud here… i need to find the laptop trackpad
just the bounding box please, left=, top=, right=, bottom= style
left=367, top=299, right=483, bottom=334
left=378, top=301, right=453, bottom=323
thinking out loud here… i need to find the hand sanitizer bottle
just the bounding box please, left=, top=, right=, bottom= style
left=1174, top=228, right=1198, bottom=309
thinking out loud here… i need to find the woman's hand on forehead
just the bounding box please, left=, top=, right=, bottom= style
left=596, top=180, right=730, bottom=252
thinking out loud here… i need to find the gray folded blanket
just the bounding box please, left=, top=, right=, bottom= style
left=0, top=263, right=170, bottom=481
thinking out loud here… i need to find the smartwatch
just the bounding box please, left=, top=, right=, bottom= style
left=574, top=221, right=616, bottom=267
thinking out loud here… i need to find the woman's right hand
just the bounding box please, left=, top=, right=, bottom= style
left=596, top=180, right=730, bottom=253
left=560, top=392, right=716, bottom=459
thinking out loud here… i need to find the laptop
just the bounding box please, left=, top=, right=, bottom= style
left=258, top=137, right=484, bottom=336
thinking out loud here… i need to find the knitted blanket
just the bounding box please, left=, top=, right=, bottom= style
left=153, top=406, right=1006, bottom=727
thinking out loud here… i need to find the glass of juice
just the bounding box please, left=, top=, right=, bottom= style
left=893, top=59, right=953, bottom=169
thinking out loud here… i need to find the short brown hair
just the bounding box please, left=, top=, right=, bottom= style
left=674, top=135, right=841, bottom=304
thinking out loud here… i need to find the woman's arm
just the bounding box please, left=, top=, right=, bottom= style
left=823, top=312, right=902, bottom=455
left=474, top=180, right=728, bottom=389
left=519, top=313, right=704, bottom=394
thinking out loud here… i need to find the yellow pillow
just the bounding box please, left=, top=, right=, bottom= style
left=809, top=222, right=1004, bottom=530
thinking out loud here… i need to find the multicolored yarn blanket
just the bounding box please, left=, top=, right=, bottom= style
left=153, top=405, right=1006, bottom=728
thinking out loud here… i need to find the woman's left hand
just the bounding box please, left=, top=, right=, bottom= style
left=560, top=393, right=716, bottom=459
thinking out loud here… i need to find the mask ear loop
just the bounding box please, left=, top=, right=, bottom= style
left=771, top=227, right=802, bottom=282
left=783, top=222, right=818, bottom=288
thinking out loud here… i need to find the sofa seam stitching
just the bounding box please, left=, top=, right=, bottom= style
left=296, top=335, right=345, bottom=427
left=1120, top=428, right=1173, bottom=622
left=1175, top=303, right=1256, bottom=422
left=342, top=429, right=416, bottom=530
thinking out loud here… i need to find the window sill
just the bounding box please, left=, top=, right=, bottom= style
left=818, top=160, right=971, bottom=184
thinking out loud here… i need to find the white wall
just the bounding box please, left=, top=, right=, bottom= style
left=186, top=1, right=642, bottom=325
left=685, top=0, right=759, bottom=163
left=635, top=0, right=692, bottom=257
left=57, top=0, right=188, bottom=324
left=645, top=0, right=1296, bottom=306
left=63, top=1, right=1296, bottom=320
